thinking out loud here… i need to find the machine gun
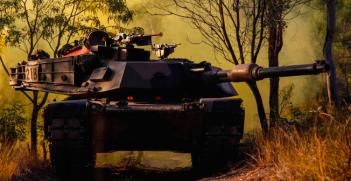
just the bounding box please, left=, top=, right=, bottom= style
left=153, top=43, right=181, bottom=59
left=83, top=30, right=164, bottom=60
left=83, top=30, right=163, bottom=49
left=112, top=32, right=163, bottom=46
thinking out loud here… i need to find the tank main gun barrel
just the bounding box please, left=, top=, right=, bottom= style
left=202, top=60, right=329, bottom=83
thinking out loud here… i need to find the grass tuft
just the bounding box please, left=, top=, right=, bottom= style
left=0, top=142, right=49, bottom=180
left=245, top=107, right=351, bottom=180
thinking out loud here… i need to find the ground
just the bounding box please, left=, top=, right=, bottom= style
left=13, top=164, right=279, bottom=181
left=12, top=151, right=271, bottom=181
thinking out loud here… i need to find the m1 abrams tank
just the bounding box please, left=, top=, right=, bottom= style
left=9, top=30, right=329, bottom=178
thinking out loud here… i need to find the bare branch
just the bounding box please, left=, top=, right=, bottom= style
left=44, top=38, right=55, bottom=52
left=72, top=0, right=95, bottom=17
left=0, top=56, right=10, bottom=76
left=218, top=0, right=238, bottom=65
left=38, top=92, right=49, bottom=109
left=33, top=0, right=39, bottom=35
left=23, top=0, right=33, bottom=33
left=254, top=0, right=267, bottom=63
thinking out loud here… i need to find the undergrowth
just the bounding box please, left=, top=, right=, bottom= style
left=0, top=142, right=49, bottom=180
left=245, top=104, right=351, bottom=180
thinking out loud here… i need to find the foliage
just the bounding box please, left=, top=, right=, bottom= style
left=0, top=143, right=49, bottom=180
left=0, top=102, right=28, bottom=144
left=41, top=0, right=144, bottom=57
left=245, top=100, right=351, bottom=180
left=4, top=0, right=54, bottom=59
left=278, top=84, right=295, bottom=117
left=0, top=0, right=19, bottom=30
left=3, top=0, right=143, bottom=58
left=0, top=0, right=20, bottom=52
left=275, top=83, right=307, bottom=129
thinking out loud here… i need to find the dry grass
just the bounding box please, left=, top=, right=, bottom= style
left=245, top=108, right=351, bottom=180
left=0, top=142, right=50, bottom=180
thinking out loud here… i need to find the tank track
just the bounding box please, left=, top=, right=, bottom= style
left=44, top=102, right=92, bottom=180
left=192, top=125, right=240, bottom=172
left=192, top=107, right=244, bottom=172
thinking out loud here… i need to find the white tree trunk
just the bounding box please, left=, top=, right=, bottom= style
left=323, top=0, right=340, bottom=109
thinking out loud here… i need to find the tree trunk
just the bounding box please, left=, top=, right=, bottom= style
left=246, top=81, right=268, bottom=134
left=323, top=0, right=340, bottom=110
left=31, top=91, right=38, bottom=156
left=268, top=1, right=283, bottom=128
left=346, top=65, right=348, bottom=94
left=1, top=56, right=49, bottom=157
left=268, top=25, right=279, bottom=128
left=54, top=33, right=63, bottom=58
left=269, top=78, right=279, bottom=127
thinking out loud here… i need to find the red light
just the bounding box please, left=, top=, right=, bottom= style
left=127, top=96, right=134, bottom=100
left=155, top=97, right=161, bottom=100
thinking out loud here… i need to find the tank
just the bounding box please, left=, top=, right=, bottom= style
left=8, top=30, right=329, bottom=179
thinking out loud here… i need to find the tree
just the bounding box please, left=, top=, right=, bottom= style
left=2, top=0, right=141, bottom=155
left=323, top=0, right=339, bottom=109
left=267, top=0, right=310, bottom=127
left=267, top=1, right=283, bottom=128
left=42, top=0, right=143, bottom=58
left=1, top=56, right=48, bottom=156
left=3, top=0, right=55, bottom=155
left=310, top=0, right=341, bottom=110
left=152, top=0, right=309, bottom=133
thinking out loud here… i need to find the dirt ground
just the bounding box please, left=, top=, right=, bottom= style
left=13, top=165, right=276, bottom=181
left=109, top=165, right=278, bottom=181
left=13, top=167, right=62, bottom=181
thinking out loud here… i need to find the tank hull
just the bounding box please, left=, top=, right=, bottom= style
left=44, top=98, right=244, bottom=177
left=89, top=102, right=203, bottom=152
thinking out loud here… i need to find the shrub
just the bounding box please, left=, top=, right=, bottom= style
left=0, top=102, right=28, bottom=145
left=247, top=107, right=351, bottom=180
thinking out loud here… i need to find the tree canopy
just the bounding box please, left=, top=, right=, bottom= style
left=4, top=0, right=143, bottom=58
